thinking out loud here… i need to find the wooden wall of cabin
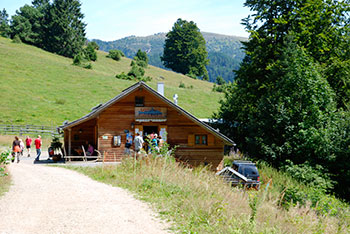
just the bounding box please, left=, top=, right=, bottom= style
left=97, top=87, right=226, bottom=167
left=63, top=118, right=96, bottom=155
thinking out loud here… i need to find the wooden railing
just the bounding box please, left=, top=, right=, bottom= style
left=0, top=124, right=59, bottom=136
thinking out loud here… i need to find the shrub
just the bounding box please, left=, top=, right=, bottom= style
left=89, top=41, right=99, bottom=50
left=134, top=49, right=148, bottom=68
left=128, top=64, right=145, bottom=78
left=179, top=81, right=185, bottom=88
left=12, top=34, right=21, bottom=43
left=83, top=63, right=92, bottom=69
left=115, top=72, right=132, bottom=80
left=107, top=50, right=122, bottom=61
left=282, top=160, right=334, bottom=192
left=179, top=81, right=194, bottom=89
left=73, top=54, right=82, bottom=65
left=212, top=83, right=227, bottom=93
left=0, top=149, right=10, bottom=176
left=84, top=42, right=97, bottom=61
left=137, top=75, right=152, bottom=82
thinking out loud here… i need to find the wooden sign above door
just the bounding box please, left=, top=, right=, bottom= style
left=135, top=107, right=167, bottom=121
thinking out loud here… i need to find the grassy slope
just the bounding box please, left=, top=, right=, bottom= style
left=66, top=156, right=350, bottom=233
left=0, top=37, right=222, bottom=125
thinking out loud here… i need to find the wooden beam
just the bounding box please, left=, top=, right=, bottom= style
left=68, top=128, right=72, bottom=155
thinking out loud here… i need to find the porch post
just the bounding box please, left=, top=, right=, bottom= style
left=68, top=128, right=72, bottom=155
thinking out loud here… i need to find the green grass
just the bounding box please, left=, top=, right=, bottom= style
left=64, top=155, right=350, bottom=233
left=0, top=36, right=223, bottom=125
left=0, top=172, right=11, bottom=197
left=0, top=149, right=11, bottom=197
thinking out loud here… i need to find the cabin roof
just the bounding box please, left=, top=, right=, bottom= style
left=60, top=81, right=235, bottom=145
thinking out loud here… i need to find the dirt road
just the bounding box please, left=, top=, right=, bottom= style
left=0, top=161, right=170, bottom=234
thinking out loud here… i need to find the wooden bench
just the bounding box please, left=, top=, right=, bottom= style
left=64, top=146, right=102, bottom=162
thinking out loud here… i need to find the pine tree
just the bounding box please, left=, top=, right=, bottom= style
left=10, top=5, right=44, bottom=45
left=42, top=0, right=86, bottom=58
left=161, top=18, right=209, bottom=80
left=0, top=8, right=10, bottom=38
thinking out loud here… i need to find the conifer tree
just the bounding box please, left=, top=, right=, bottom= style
left=162, top=18, right=209, bottom=80
left=42, top=0, right=86, bottom=58
left=0, top=8, right=10, bottom=38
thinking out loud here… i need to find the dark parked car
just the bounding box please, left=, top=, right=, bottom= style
left=217, top=160, right=260, bottom=189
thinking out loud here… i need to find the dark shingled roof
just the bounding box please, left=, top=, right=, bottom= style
left=60, top=81, right=235, bottom=145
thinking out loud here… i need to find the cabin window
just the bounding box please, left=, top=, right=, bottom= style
left=195, top=135, right=207, bottom=145
left=135, top=96, right=144, bottom=107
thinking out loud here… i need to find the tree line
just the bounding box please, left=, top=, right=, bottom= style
left=215, top=0, right=350, bottom=201
left=0, top=0, right=86, bottom=58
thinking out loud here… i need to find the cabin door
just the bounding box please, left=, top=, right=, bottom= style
left=143, top=126, right=158, bottom=136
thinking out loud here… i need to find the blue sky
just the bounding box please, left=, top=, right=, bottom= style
left=2, top=0, right=251, bottom=41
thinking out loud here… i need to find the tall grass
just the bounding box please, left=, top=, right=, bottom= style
left=67, top=155, right=349, bottom=233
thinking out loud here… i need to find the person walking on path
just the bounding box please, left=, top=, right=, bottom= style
left=34, top=135, right=42, bottom=161
left=19, top=139, right=25, bottom=156
left=12, top=136, right=21, bottom=163
left=134, top=132, right=144, bottom=155
left=25, top=136, right=32, bottom=157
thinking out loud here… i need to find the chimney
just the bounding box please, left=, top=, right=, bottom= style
left=157, top=82, right=164, bottom=96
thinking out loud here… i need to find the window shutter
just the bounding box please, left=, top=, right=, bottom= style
left=208, top=134, right=214, bottom=146
left=188, top=134, right=195, bottom=146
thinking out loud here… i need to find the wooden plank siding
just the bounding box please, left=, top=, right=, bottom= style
left=63, top=84, right=229, bottom=169
left=96, top=88, right=225, bottom=168
left=64, top=118, right=96, bottom=155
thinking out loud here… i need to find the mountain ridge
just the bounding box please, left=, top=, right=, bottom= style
left=92, top=32, right=247, bottom=83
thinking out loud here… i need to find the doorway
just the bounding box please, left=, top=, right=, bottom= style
left=143, top=126, right=158, bottom=136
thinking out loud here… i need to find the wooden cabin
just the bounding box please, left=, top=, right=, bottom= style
left=61, top=82, right=234, bottom=169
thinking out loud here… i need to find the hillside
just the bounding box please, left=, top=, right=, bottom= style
left=92, top=32, right=246, bottom=83
left=0, top=37, right=223, bottom=126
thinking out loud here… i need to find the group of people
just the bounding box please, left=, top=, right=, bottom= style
left=73, top=141, right=94, bottom=156
left=12, top=135, right=42, bottom=163
left=133, top=132, right=164, bottom=155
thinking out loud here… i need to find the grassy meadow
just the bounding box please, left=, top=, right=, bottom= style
left=0, top=36, right=222, bottom=126
left=66, top=155, right=350, bottom=233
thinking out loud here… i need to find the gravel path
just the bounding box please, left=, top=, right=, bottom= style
left=0, top=161, right=170, bottom=234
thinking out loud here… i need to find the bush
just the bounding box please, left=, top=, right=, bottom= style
left=83, top=63, right=92, bottom=69
left=73, top=54, right=82, bottom=65
left=179, top=81, right=186, bottom=88
left=89, top=41, right=99, bottom=50
left=84, top=42, right=97, bottom=61
left=134, top=49, right=148, bottom=68
left=179, top=81, right=194, bottom=89
left=0, top=150, right=10, bottom=176
left=282, top=160, right=334, bottom=192
left=116, top=72, right=133, bottom=80
left=12, top=34, right=21, bottom=43
left=212, top=83, right=227, bottom=93
left=107, top=50, right=123, bottom=61
left=128, top=64, right=145, bottom=78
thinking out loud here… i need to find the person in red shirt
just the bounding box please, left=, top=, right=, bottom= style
left=25, top=136, right=32, bottom=157
left=34, top=135, right=42, bottom=161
